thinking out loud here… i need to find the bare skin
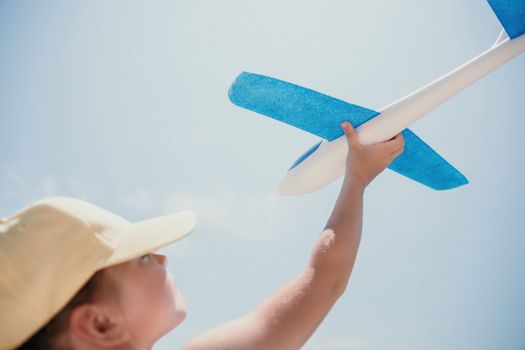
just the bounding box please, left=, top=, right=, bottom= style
left=58, top=254, right=187, bottom=349
left=60, top=121, right=404, bottom=350
left=182, top=122, right=404, bottom=350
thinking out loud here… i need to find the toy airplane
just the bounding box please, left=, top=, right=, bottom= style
left=228, top=0, right=525, bottom=196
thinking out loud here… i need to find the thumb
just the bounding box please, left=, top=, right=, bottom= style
left=340, top=121, right=360, bottom=149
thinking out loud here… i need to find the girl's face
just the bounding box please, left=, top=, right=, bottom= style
left=101, top=253, right=187, bottom=347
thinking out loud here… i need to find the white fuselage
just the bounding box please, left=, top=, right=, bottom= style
left=279, top=31, right=525, bottom=196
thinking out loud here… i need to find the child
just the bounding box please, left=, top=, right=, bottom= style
left=0, top=122, right=404, bottom=350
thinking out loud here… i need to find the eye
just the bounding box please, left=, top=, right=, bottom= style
left=140, top=254, right=152, bottom=263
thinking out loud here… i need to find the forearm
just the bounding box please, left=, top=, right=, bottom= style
left=308, top=175, right=365, bottom=294
left=184, top=123, right=401, bottom=350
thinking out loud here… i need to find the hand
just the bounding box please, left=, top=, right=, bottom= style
left=340, top=121, right=404, bottom=188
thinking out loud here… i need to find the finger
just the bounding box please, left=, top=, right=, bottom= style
left=340, top=121, right=359, bottom=148
left=390, top=146, right=404, bottom=159
left=389, top=142, right=404, bottom=156
left=393, top=132, right=404, bottom=141
left=389, top=133, right=404, bottom=146
left=382, top=133, right=404, bottom=151
left=395, top=132, right=404, bottom=147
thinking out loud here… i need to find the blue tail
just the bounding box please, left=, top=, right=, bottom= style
left=488, top=0, right=525, bottom=39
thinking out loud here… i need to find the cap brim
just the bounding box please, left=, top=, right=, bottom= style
left=102, top=210, right=197, bottom=267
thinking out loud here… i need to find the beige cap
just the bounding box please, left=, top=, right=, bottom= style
left=0, top=196, right=197, bottom=349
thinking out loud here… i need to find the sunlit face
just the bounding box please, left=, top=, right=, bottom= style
left=101, top=253, right=187, bottom=347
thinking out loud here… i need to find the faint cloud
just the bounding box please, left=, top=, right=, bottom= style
left=163, top=188, right=290, bottom=241
left=63, top=176, right=89, bottom=199
left=115, top=187, right=153, bottom=213
left=158, top=235, right=211, bottom=262
left=40, top=175, right=58, bottom=196
left=113, top=185, right=296, bottom=242
left=1, top=164, right=59, bottom=210
left=0, top=163, right=89, bottom=213
left=3, top=166, right=29, bottom=192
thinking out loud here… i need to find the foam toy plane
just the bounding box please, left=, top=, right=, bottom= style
left=228, top=0, right=525, bottom=195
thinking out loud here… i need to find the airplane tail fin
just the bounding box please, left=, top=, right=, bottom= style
left=487, top=0, right=525, bottom=39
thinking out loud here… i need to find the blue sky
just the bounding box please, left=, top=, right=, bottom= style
left=1, top=1, right=524, bottom=349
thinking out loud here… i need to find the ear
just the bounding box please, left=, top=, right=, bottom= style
left=69, top=304, right=130, bottom=347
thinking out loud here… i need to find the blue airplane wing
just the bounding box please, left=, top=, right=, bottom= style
left=390, top=129, right=468, bottom=190
left=487, top=0, right=525, bottom=39
left=229, top=72, right=379, bottom=141
left=229, top=72, right=468, bottom=190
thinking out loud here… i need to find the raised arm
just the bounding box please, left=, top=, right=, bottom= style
left=183, top=122, right=404, bottom=350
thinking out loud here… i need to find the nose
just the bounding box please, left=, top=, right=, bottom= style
left=155, top=254, right=167, bottom=267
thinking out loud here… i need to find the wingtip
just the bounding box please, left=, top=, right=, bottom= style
left=227, top=74, right=242, bottom=104
left=228, top=72, right=257, bottom=105
left=431, top=176, right=469, bottom=191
